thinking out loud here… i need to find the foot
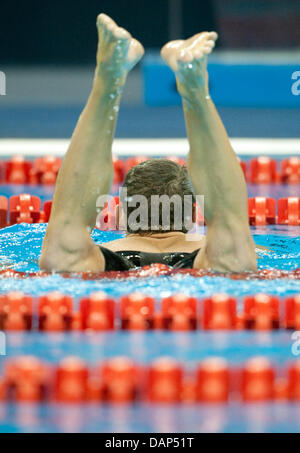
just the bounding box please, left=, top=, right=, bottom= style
left=96, top=14, right=144, bottom=82
left=161, top=32, right=218, bottom=97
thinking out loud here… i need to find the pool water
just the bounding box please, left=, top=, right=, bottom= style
left=1, top=223, right=300, bottom=300
left=0, top=182, right=300, bottom=433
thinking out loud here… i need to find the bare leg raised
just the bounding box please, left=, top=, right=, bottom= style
left=40, top=14, right=144, bottom=272
left=161, top=33, right=256, bottom=272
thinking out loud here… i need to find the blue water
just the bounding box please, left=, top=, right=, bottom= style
left=1, top=402, right=300, bottom=433
left=1, top=331, right=295, bottom=365
left=0, top=223, right=300, bottom=301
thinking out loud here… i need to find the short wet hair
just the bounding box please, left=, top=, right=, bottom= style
left=121, top=158, right=196, bottom=234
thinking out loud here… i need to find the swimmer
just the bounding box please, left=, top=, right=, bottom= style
left=39, top=13, right=257, bottom=273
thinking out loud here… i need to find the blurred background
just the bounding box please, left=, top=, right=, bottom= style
left=0, top=0, right=299, bottom=139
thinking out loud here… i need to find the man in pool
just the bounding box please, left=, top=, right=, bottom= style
left=39, top=13, right=257, bottom=273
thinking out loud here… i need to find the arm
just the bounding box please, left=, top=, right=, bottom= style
left=161, top=33, right=256, bottom=272
left=39, top=14, right=144, bottom=272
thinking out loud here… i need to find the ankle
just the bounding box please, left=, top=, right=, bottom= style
left=93, top=69, right=127, bottom=94
left=177, top=80, right=208, bottom=103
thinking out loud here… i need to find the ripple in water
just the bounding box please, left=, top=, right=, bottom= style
left=0, top=223, right=300, bottom=299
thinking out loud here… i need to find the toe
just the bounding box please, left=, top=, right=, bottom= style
left=198, top=32, right=213, bottom=44
left=202, top=46, right=213, bottom=55
left=188, top=33, right=209, bottom=51
left=206, top=39, right=216, bottom=47
left=97, top=13, right=119, bottom=43
left=161, top=40, right=184, bottom=61
left=208, top=31, right=218, bottom=41
left=97, top=13, right=117, bottom=29
left=162, top=40, right=185, bottom=52
left=186, top=32, right=217, bottom=58
left=178, top=49, right=193, bottom=63
left=185, top=32, right=203, bottom=46
left=203, top=40, right=215, bottom=52
left=194, top=49, right=204, bottom=59
left=97, top=14, right=109, bottom=42
left=114, top=27, right=131, bottom=40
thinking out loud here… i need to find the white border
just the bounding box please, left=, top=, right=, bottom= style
left=0, top=138, right=299, bottom=157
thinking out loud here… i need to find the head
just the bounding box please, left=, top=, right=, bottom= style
left=120, top=159, right=196, bottom=234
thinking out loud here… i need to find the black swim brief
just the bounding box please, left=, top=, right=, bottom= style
left=99, top=246, right=200, bottom=271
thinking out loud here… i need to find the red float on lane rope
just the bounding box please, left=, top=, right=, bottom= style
left=250, top=157, right=277, bottom=184
left=42, top=200, right=52, bottom=223
left=242, top=357, right=275, bottom=402
left=248, top=197, right=276, bottom=226
left=147, top=358, right=183, bottom=403
left=113, top=158, right=125, bottom=184
left=5, top=193, right=300, bottom=228
left=121, top=293, right=155, bottom=330
left=2, top=292, right=300, bottom=331
left=288, top=361, right=300, bottom=401
left=0, top=292, right=33, bottom=331
left=9, top=194, right=41, bottom=225
left=80, top=292, right=115, bottom=331
left=0, top=355, right=299, bottom=404
left=29, top=157, right=62, bottom=185
left=4, top=356, right=49, bottom=402
left=277, top=197, right=300, bottom=226
left=196, top=358, right=230, bottom=402
left=0, top=196, right=8, bottom=229
left=161, top=294, right=197, bottom=330
left=100, top=357, right=139, bottom=403
left=244, top=294, right=280, bottom=330
left=38, top=292, right=73, bottom=331
left=281, top=158, right=300, bottom=184
left=284, top=296, right=300, bottom=330
left=2, top=156, right=300, bottom=188
left=55, top=357, right=89, bottom=403
left=0, top=378, right=4, bottom=401
left=201, top=294, right=237, bottom=330
left=5, top=156, right=32, bottom=185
